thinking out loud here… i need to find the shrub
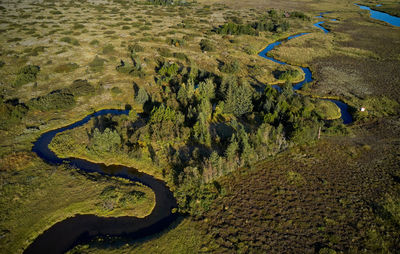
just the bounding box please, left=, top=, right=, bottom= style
left=128, top=43, right=144, bottom=53
left=157, top=47, right=172, bottom=57
left=290, top=11, right=310, bottom=21
left=90, top=39, right=99, bottom=45
left=13, top=65, right=40, bottom=87
left=0, top=98, right=28, bottom=130
left=220, top=59, right=240, bottom=74
left=215, top=22, right=258, bottom=36
left=72, top=23, right=85, bottom=29
left=243, top=45, right=257, bottom=55
left=23, top=46, right=46, bottom=56
left=278, top=69, right=300, bottom=81
left=66, top=79, right=95, bottom=97
left=166, top=37, right=185, bottom=47
left=50, top=10, right=62, bottom=15
left=60, top=36, right=80, bottom=46
left=199, top=39, right=215, bottom=52
left=173, top=52, right=188, bottom=61
left=54, top=63, right=79, bottom=73
left=28, top=90, right=75, bottom=111
left=88, top=128, right=121, bottom=155
left=135, top=87, right=149, bottom=104
left=89, top=55, right=106, bottom=72
left=111, top=87, right=122, bottom=95
left=116, top=57, right=144, bottom=77
left=0, top=60, right=4, bottom=68
left=102, top=44, right=115, bottom=54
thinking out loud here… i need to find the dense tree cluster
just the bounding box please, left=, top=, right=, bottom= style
left=13, top=65, right=40, bottom=87
left=53, top=59, right=346, bottom=214
left=215, top=10, right=296, bottom=36
left=0, top=96, right=28, bottom=130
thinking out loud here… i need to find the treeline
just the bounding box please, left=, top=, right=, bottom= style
left=215, top=10, right=309, bottom=36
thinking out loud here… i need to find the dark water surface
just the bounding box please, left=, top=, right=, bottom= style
left=25, top=109, right=177, bottom=254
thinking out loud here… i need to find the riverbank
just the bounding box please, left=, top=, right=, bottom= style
left=0, top=159, right=155, bottom=254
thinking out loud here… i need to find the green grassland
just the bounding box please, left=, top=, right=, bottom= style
left=0, top=0, right=399, bottom=253
left=0, top=157, right=155, bottom=254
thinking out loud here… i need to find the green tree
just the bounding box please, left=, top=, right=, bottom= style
left=224, top=83, right=253, bottom=117
left=135, top=87, right=149, bottom=104
left=89, top=128, right=121, bottom=155
left=225, top=134, right=238, bottom=162
left=197, top=78, right=215, bottom=100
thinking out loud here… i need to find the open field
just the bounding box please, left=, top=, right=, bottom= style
left=0, top=0, right=399, bottom=253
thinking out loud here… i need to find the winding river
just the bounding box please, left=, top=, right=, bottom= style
left=355, top=4, right=400, bottom=27
left=258, top=30, right=353, bottom=124
left=25, top=6, right=400, bottom=252
left=24, top=109, right=177, bottom=254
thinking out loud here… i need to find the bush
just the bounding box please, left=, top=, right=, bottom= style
left=128, top=43, right=144, bottom=53
left=66, top=79, right=95, bottom=97
left=88, top=128, right=121, bottom=155
left=72, top=23, right=85, bottom=29
left=220, top=59, right=240, bottom=74
left=166, top=37, right=185, bottom=47
left=13, top=65, right=40, bottom=87
left=156, top=61, right=179, bottom=81
left=199, top=39, right=215, bottom=52
left=60, top=36, right=80, bottom=46
left=0, top=98, right=28, bottom=130
left=116, top=59, right=144, bottom=77
left=215, top=22, right=258, bottom=36
left=135, top=87, right=149, bottom=104
left=102, top=44, right=115, bottom=54
left=278, top=69, right=300, bottom=81
left=54, top=63, right=79, bottom=73
left=243, top=45, right=257, bottom=55
left=89, top=56, right=106, bottom=72
left=157, top=47, right=172, bottom=57
left=28, top=90, right=75, bottom=111
left=290, top=11, right=310, bottom=21
left=173, top=52, right=188, bottom=61
left=90, top=39, right=99, bottom=46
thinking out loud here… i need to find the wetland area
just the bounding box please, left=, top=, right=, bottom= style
left=0, top=0, right=399, bottom=253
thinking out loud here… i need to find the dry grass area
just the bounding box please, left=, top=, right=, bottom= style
left=200, top=116, right=400, bottom=253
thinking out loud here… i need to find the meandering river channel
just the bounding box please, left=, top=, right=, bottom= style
left=25, top=5, right=400, bottom=252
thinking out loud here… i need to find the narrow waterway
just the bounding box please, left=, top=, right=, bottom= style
left=258, top=28, right=353, bottom=124
left=24, top=109, right=178, bottom=254
left=355, top=4, right=400, bottom=27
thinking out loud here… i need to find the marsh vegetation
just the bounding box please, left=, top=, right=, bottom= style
left=0, top=0, right=399, bottom=253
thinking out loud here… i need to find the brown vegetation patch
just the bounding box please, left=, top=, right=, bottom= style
left=0, top=152, right=35, bottom=171
left=201, top=117, right=400, bottom=253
